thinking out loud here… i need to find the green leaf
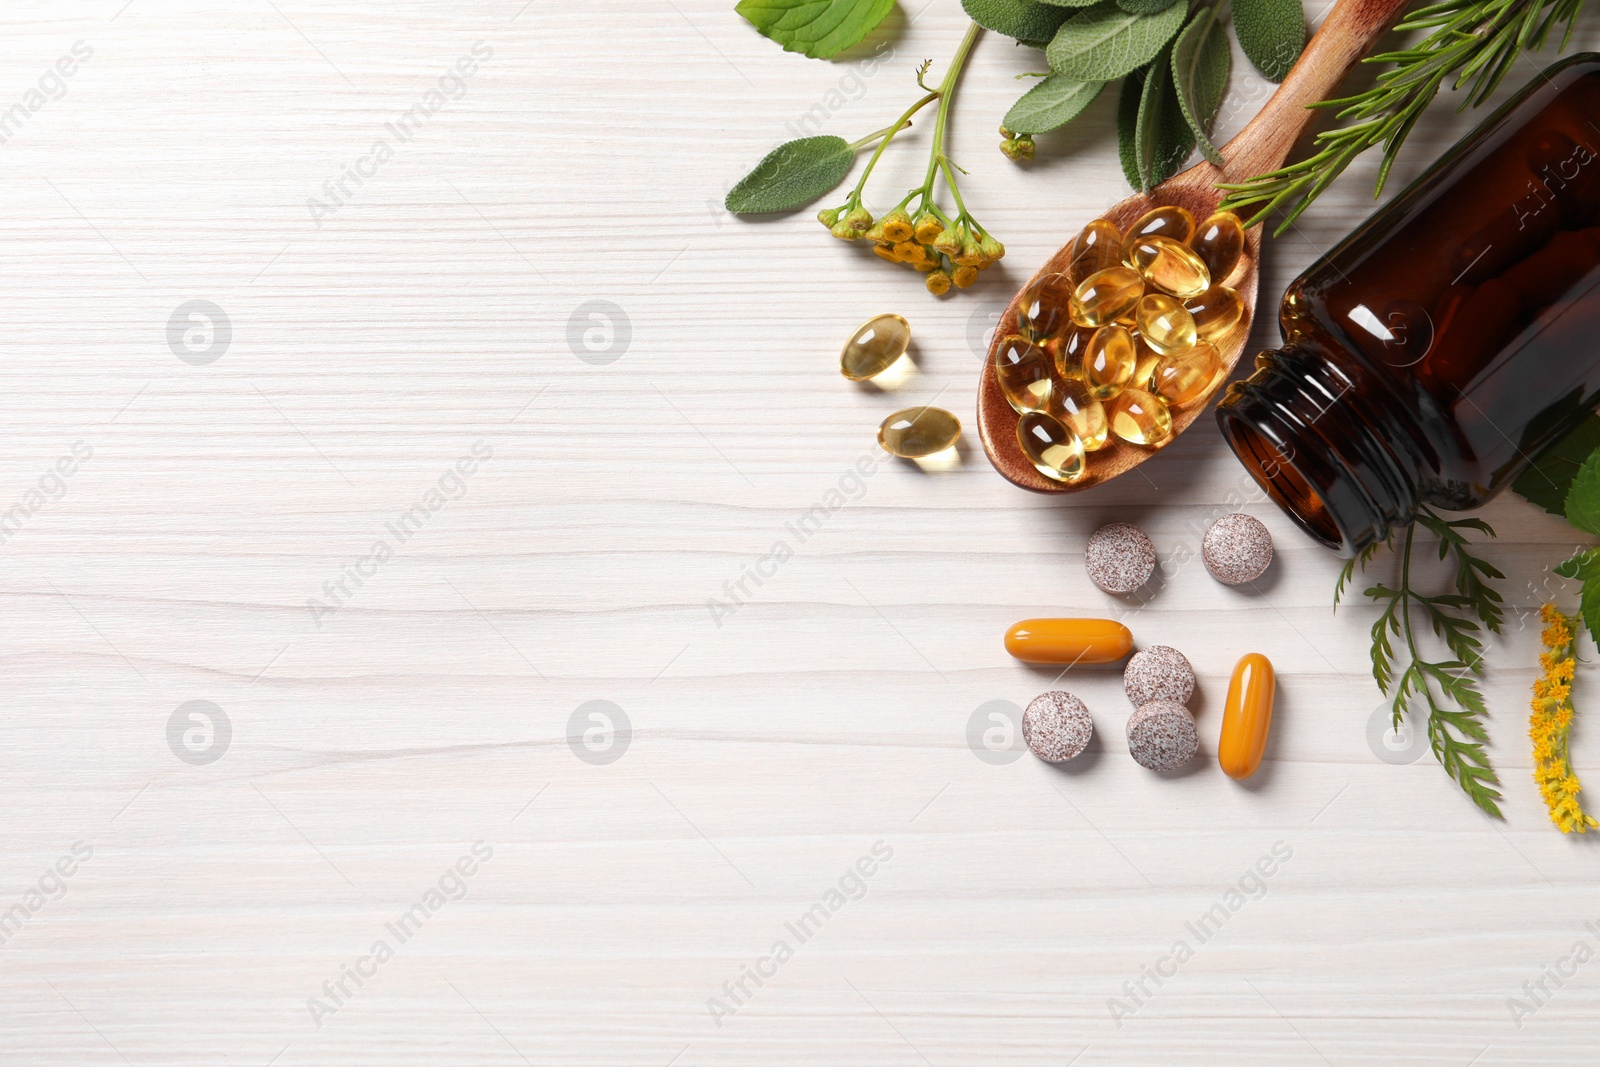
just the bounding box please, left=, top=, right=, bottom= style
left=1035, top=0, right=1101, bottom=7
left=1564, top=439, right=1600, bottom=535
left=1556, top=547, right=1600, bottom=650
left=1513, top=413, right=1600, bottom=516
left=1115, top=0, right=1179, bottom=12
left=1132, top=46, right=1194, bottom=190
left=1231, top=0, right=1305, bottom=81
left=1116, top=69, right=1143, bottom=188
left=735, top=0, right=896, bottom=59
left=1170, top=5, right=1230, bottom=165
left=1046, top=2, right=1187, bottom=81
left=725, top=135, right=854, bottom=213
left=963, top=0, right=1075, bottom=39
left=1003, top=73, right=1105, bottom=133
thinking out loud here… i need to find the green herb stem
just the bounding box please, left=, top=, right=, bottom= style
left=848, top=91, right=939, bottom=193
left=915, top=21, right=984, bottom=212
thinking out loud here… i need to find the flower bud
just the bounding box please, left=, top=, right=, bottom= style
left=843, top=206, right=873, bottom=235
left=979, top=234, right=1005, bottom=263
left=998, top=125, right=1015, bottom=139
left=817, top=206, right=841, bottom=228
left=913, top=212, right=943, bottom=244
left=925, top=270, right=952, bottom=296
left=865, top=219, right=890, bottom=243
left=881, top=209, right=915, bottom=243
left=952, top=264, right=979, bottom=288
left=872, top=244, right=899, bottom=263
left=830, top=219, right=859, bottom=240
left=1000, top=136, right=1034, bottom=162
left=932, top=224, right=963, bottom=258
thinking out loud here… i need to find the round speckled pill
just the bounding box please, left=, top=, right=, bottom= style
left=1124, top=645, right=1195, bottom=707
left=1203, top=513, right=1273, bottom=585
left=1022, top=691, right=1094, bottom=763
left=1085, top=523, right=1156, bottom=594
left=1126, top=700, right=1199, bottom=771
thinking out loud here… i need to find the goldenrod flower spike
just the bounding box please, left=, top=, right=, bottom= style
left=1530, top=604, right=1599, bottom=834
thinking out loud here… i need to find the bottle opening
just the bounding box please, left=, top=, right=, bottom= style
left=1220, top=415, right=1342, bottom=551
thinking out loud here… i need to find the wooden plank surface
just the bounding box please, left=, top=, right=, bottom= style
left=1, top=1, right=1598, bottom=1063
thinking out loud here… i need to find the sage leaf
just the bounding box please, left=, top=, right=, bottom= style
left=1133, top=46, right=1194, bottom=189
left=1003, top=74, right=1105, bottom=133
left=1231, top=0, right=1305, bottom=82
left=963, top=0, right=1075, bottom=40
left=1116, top=69, right=1143, bottom=188
left=1564, top=448, right=1600, bottom=536
left=1114, top=0, right=1179, bottom=13
left=1034, top=0, right=1102, bottom=7
left=725, top=135, right=854, bottom=213
left=735, top=0, right=896, bottom=60
left=1171, top=5, right=1230, bottom=165
left=1514, top=413, right=1600, bottom=515
left=1046, top=2, right=1188, bottom=81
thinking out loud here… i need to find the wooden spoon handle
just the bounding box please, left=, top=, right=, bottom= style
left=1217, top=0, right=1413, bottom=181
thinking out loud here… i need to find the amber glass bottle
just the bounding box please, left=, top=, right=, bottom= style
left=1217, top=54, right=1600, bottom=554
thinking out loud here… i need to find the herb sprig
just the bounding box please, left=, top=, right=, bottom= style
left=1219, top=0, right=1588, bottom=232
left=1338, top=507, right=1506, bottom=816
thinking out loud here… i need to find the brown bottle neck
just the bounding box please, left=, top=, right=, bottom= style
left=1217, top=342, right=1424, bottom=556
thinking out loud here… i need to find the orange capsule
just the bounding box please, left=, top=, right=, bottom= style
left=1218, top=653, right=1276, bottom=779
left=1004, top=618, right=1133, bottom=665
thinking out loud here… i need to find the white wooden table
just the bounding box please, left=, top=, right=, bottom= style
left=2, top=1, right=1597, bottom=1063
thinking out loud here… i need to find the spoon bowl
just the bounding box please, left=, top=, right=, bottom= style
left=978, top=0, right=1411, bottom=492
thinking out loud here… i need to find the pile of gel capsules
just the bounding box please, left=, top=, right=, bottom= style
left=995, top=207, right=1247, bottom=484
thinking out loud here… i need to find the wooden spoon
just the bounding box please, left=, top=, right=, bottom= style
left=978, top=0, right=1413, bottom=492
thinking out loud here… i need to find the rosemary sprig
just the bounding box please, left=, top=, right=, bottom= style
left=1337, top=508, right=1506, bottom=815
left=1218, top=0, right=1587, bottom=233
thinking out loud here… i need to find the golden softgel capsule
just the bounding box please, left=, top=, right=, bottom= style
left=994, top=334, right=1054, bottom=413
left=1004, top=618, right=1133, bottom=664
left=1110, top=388, right=1172, bottom=446
left=1135, top=294, right=1199, bottom=355
left=1126, top=235, right=1211, bottom=299
left=1018, top=271, right=1075, bottom=344
left=840, top=314, right=911, bottom=381
left=1071, top=266, right=1143, bottom=328
left=1124, top=204, right=1195, bottom=249
left=1016, top=410, right=1087, bottom=483
left=1186, top=285, right=1244, bottom=342
left=1153, top=341, right=1221, bottom=406
left=1069, top=219, right=1125, bottom=285
left=1084, top=324, right=1136, bottom=399
left=1191, top=210, right=1244, bottom=285
left=878, top=406, right=960, bottom=458
left=1052, top=325, right=1091, bottom=380
left=1053, top=377, right=1108, bottom=451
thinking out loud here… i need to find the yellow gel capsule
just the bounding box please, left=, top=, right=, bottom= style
left=1124, top=204, right=1195, bottom=250
left=1052, top=326, right=1092, bottom=380
left=1152, top=341, right=1222, bottom=406
left=1109, top=388, right=1173, bottom=446
left=1135, top=293, right=1199, bottom=355
left=878, top=406, right=961, bottom=458
left=1191, top=210, right=1245, bottom=285
left=1069, top=219, right=1125, bottom=286
left=1218, top=652, right=1275, bottom=779
left=1016, top=410, right=1087, bottom=483
left=1071, top=266, right=1143, bottom=328
left=1131, top=335, right=1161, bottom=389
left=1126, top=235, right=1211, bottom=299
left=1186, top=285, right=1245, bottom=342
left=1018, top=271, right=1075, bottom=344
left=1004, top=617, right=1133, bottom=664
left=840, top=314, right=911, bottom=381
left=994, top=333, right=1054, bottom=414
left=1052, top=377, right=1108, bottom=451
left=1084, top=324, right=1136, bottom=400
